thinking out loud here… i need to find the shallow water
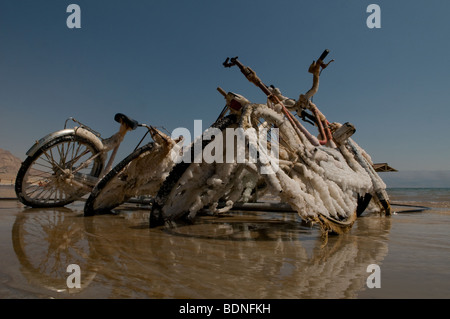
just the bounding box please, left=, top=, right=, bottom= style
left=0, top=186, right=449, bottom=299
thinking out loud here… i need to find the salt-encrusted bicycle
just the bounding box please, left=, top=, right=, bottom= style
left=150, top=50, right=391, bottom=235
left=15, top=113, right=178, bottom=210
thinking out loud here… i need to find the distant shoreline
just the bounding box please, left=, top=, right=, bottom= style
left=0, top=182, right=15, bottom=186
left=1, top=183, right=449, bottom=191
left=0, top=175, right=17, bottom=186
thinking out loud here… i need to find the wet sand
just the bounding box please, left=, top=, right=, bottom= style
left=0, top=186, right=449, bottom=299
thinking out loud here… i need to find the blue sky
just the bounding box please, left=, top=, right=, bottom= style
left=1, top=1, right=449, bottom=186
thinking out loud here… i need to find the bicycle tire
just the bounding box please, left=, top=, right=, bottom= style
left=150, top=114, right=238, bottom=227
left=15, top=134, right=103, bottom=208
left=84, top=142, right=157, bottom=216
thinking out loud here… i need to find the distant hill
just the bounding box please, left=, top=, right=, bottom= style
left=0, top=148, right=22, bottom=184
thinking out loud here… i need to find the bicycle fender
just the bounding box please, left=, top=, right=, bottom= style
left=26, top=127, right=104, bottom=157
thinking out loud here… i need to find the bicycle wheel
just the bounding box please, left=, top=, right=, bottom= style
left=84, top=142, right=158, bottom=215
left=15, top=134, right=103, bottom=208
left=150, top=114, right=239, bottom=227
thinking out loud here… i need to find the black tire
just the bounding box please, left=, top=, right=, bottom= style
left=356, top=193, right=373, bottom=217
left=150, top=114, right=238, bottom=227
left=15, top=134, right=103, bottom=208
left=84, top=142, right=156, bottom=216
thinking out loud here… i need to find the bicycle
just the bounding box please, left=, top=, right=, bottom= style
left=150, top=96, right=259, bottom=227
left=15, top=113, right=177, bottom=209
left=150, top=50, right=392, bottom=235
left=83, top=125, right=181, bottom=216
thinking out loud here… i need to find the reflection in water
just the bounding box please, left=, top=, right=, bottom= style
left=12, top=207, right=98, bottom=293
left=11, top=204, right=392, bottom=298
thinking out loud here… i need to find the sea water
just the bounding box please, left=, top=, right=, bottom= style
left=0, top=186, right=449, bottom=299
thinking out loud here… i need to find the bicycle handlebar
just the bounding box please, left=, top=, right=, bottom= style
left=318, top=49, right=330, bottom=64
left=217, top=87, right=227, bottom=97
left=223, top=56, right=272, bottom=97
left=114, top=113, right=138, bottom=130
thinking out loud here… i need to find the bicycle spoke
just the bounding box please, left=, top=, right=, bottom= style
left=62, top=140, right=72, bottom=167
left=32, top=160, right=54, bottom=171
left=69, top=149, right=92, bottom=172
left=70, top=140, right=83, bottom=167
left=43, top=149, right=65, bottom=174
left=29, top=184, right=53, bottom=202
left=57, top=141, right=69, bottom=169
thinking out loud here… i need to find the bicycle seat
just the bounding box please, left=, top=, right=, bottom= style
left=114, top=113, right=139, bottom=130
